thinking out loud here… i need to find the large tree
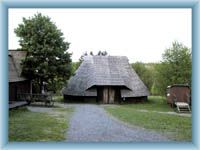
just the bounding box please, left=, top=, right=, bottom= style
left=155, top=41, right=192, bottom=95
left=15, top=13, right=72, bottom=93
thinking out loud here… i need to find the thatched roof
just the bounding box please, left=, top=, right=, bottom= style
left=62, top=56, right=149, bottom=97
left=9, top=50, right=28, bottom=82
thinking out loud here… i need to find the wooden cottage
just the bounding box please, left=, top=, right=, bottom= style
left=62, top=56, right=149, bottom=104
left=166, top=84, right=191, bottom=107
left=9, top=50, right=31, bottom=102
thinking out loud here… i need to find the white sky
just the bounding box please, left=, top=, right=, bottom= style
left=9, top=8, right=191, bottom=63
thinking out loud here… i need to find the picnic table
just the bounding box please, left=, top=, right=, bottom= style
left=17, top=93, right=54, bottom=106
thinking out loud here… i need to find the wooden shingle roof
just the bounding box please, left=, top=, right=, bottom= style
left=62, top=56, right=149, bottom=97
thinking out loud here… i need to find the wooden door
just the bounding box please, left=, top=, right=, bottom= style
left=102, top=87, right=115, bottom=104
left=98, top=86, right=121, bottom=104
left=108, top=87, right=115, bottom=104
left=102, top=87, right=109, bottom=103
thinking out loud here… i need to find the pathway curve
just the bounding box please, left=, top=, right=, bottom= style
left=66, top=104, right=170, bottom=142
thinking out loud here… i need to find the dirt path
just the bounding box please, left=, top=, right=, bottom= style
left=66, top=104, right=170, bottom=142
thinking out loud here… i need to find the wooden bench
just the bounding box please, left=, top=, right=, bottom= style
left=17, top=93, right=54, bottom=107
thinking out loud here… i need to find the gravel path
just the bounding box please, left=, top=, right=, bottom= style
left=66, top=104, right=170, bottom=142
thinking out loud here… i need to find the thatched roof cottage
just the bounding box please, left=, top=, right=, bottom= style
left=62, top=56, right=149, bottom=104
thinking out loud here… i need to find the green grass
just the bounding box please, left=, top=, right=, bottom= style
left=123, top=96, right=174, bottom=112
left=104, top=96, right=192, bottom=141
left=9, top=107, right=73, bottom=141
left=53, top=95, right=64, bottom=102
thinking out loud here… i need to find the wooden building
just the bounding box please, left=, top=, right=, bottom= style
left=62, top=56, right=149, bottom=104
left=9, top=50, right=31, bottom=102
left=166, top=84, right=191, bottom=107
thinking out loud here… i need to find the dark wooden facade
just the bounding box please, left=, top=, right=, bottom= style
left=9, top=50, right=31, bottom=102
left=97, top=86, right=121, bottom=104
left=64, top=86, right=147, bottom=104
left=9, top=80, right=31, bottom=101
left=64, top=95, right=97, bottom=103
left=166, top=84, right=191, bottom=106
left=121, top=96, right=147, bottom=103
left=64, top=86, right=122, bottom=104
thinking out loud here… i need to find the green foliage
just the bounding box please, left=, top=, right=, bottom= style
left=155, top=41, right=192, bottom=95
left=71, top=62, right=80, bottom=75
left=53, top=95, right=64, bottom=102
left=104, top=96, right=192, bottom=141
left=9, top=107, right=74, bottom=141
left=15, top=13, right=72, bottom=93
left=131, top=41, right=191, bottom=96
left=132, top=62, right=155, bottom=93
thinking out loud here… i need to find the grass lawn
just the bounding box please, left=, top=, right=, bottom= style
left=123, top=96, right=175, bottom=112
left=104, top=96, right=192, bottom=141
left=53, top=95, right=64, bottom=102
left=9, top=106, right=73, bottom=141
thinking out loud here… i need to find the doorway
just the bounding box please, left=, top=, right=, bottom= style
left=97, top=86, right=121, bottom=104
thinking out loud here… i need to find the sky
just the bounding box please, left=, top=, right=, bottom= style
left=9, top=8, right=191, bottom=63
